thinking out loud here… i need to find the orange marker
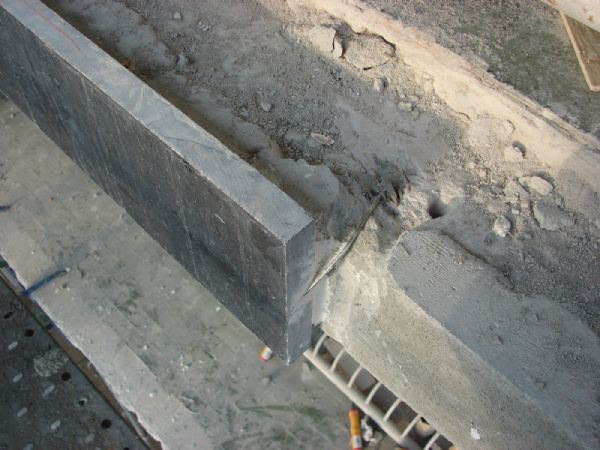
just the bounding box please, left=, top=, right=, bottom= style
left=349, top=408, right=363, bottom=450
left=258, top=346, right=273, bottom=362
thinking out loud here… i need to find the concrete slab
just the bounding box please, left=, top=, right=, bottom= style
left=0, top=98, right=350, bottom=449
left=0, top=0, right=315, bottom=362
left=322, top=223, right=600, bottom=449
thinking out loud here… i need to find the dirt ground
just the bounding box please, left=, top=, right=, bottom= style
left=367, top=0, right=600, bottom=137
left=41, top=0, right=599, bottom=339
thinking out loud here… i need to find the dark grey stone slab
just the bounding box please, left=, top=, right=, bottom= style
left=0, top=0, right=315, bottom=362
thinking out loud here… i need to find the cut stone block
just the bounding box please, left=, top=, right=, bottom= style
left=0, top=0, right=315, bottom=362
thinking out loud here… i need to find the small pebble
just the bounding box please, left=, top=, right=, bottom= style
left=16, top=407, right=28, bottom=418
left=519, top=176, right=553, bottom=196
left=176, top=53, right=189, bottom=68
left=260, top=101, right=272, bottom=112
left=503, top=145, right=524, bottom=162
left=310, top=132, right=335, bottom=146
left=373, top=78, right=384, bottom=92
left=493, top=216, right=511, bottom=237
left=173, top=11, right=182, bottom=20
left=533, top=202, right=574, bottom=231
left=49, top=420, right=61, bottom=431
left=261, top=376, right=271, bottom=386
left=333, top=36, right=343, bottom=58
left=397, top=102, right=413, bottom=112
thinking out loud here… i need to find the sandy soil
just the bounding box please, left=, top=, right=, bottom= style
left=41, top=0, right=599, bottom=338
left=367, top=0, right=600, bottom=137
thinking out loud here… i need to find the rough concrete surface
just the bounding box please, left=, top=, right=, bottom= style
left=0, top=99, right=351, bottom=449
left=1, top=0, right=599, bottom=448
left=324, top=223, right=600, bottom=449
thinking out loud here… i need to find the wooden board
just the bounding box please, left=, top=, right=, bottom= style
left=562, top=13, right=600, bottom=92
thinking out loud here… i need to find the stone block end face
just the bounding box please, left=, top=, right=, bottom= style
left=0, top=1, right=315, bottom=362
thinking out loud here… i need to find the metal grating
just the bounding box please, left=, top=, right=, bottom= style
left=305, top=332, right=455, bottom=450
left=0, top=276, right=148, bottom=450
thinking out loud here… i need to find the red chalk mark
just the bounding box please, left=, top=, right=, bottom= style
left=24, top=0, right=81, bottom=51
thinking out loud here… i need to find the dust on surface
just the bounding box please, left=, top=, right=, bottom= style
left=41, top=0, right=600, bottom=334
left=365, top=0, right=600, bottom=136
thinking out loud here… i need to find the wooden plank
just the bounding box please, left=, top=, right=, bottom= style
left=541, top=0, right=600, bottom=33
left=562, top=13, right=600, bottom=92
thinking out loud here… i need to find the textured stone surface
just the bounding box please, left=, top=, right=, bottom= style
left=0, top=0, right=315, bottom=361
left=323, top=226, right=600, bottom=450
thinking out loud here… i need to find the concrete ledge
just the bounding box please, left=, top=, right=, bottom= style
left=0, top=0, right=315, bottom=361
left=323, top=227, right=600, bottom=449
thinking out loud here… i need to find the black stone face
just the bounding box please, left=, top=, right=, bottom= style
left=0, top=0, right=315, bottom=362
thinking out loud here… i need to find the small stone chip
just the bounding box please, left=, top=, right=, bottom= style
left=260, top=101, right=272, bottom=112
left=397, top=102, right=413, bottom=112
left=311, top=132, right=335, bottom=146
left=333, top=36, right=344, bottom=58
left=533, top=202, right=574, bottom=231
left=344, top=34, right=395, bottom=69
left=176, top=53, right=189, bottom=68
left=373, top=78, right=384, bottom=92
left=493, top=216, right=511, bottom=237
left=173, top=11, right=182, bottom=20
left=308, top=25, right=336, bottom=54
left=519, top=176, right=553, bottom=196
left=503, top=145, right=524, bottom=162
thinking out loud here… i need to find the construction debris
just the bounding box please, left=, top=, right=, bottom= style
left=493, top=216, right=512, bottom=237
left=533, top=202, right=575, bottom=231
left=373, top=78, right=385, bottom=92
left=308, top=25, right=337, bottom=54
left=344, top=34, right=395, bottom=69
left=260, top=101, right=272, bottom=112
left=561, top=13, right=600, bottom=91
left=176, top=52, right=189, bottom=68
left=333, top=35, right=344, bottom=57
left=503, top=145, right=524, bottom=162
left=519, top=176, right=553, bottom=196
left=310, top=132, right=335, bottom=146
